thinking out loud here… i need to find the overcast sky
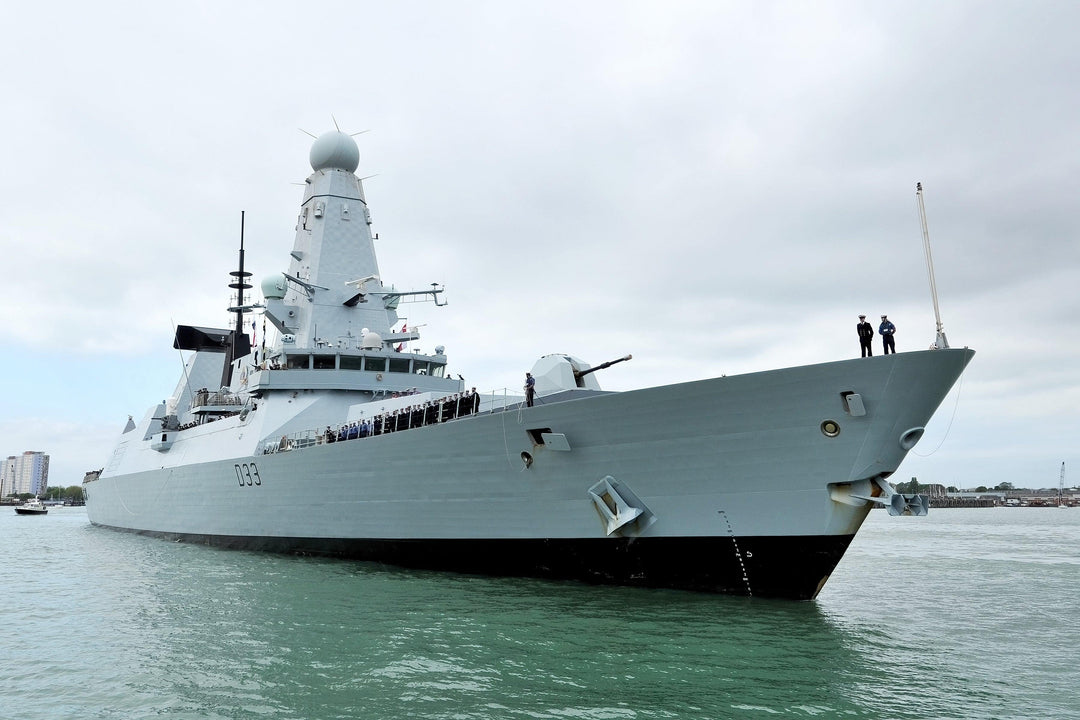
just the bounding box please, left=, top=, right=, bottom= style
left=1, top=1, right=1077, bottom=492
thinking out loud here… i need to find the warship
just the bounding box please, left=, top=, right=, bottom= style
left=84, top=130, right=974, bottom=599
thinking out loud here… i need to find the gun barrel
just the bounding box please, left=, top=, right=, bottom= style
left=573, top=354, right=632, bottom=379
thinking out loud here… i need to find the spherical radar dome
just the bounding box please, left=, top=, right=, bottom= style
left=261, top=273, right=287, bottom=300
left=309, top=130, right=360, bottom=173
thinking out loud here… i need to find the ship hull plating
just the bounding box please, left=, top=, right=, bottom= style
left=86, top=349, right=973, bottom=599
left=87, top=529, right=854, bottom=600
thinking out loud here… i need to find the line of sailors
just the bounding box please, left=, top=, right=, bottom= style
left=321, top=388, right=482, bottom=444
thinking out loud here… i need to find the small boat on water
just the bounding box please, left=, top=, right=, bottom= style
left=15, top=499, right=48, bottom=515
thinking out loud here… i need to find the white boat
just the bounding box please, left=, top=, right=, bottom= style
left=15, top=499, right=48, bottom=515
left=84, top=130, right=974, bottom=599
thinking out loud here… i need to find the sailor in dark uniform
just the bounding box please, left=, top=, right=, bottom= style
left=857, top=315, right=874, bottom=357
left=879, top=314, right=896, bottom=354
left=525, top=373, right=536, bottom=406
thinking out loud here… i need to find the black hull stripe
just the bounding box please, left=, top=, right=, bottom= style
left=91, top=526, right=854, bottom=600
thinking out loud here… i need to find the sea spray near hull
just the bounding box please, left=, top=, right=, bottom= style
left=85, top=129, right=974, bottom=599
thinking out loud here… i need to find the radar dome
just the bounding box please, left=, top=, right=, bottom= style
left=309, top=131, right=360, bottom=173
left=361, top=331, right=383, bottom=350
left=261, top=273, right=287, bottom=300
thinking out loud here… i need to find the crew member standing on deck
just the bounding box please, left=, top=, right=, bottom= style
left=879, top=314, right=896, bottom=354
left=525, top=372, right=536, bottom=407
left=857, top=315, right=874, bottom=357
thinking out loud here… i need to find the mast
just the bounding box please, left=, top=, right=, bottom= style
left=1060, top=462, right=1067, bottom=505
left=232, top=211, right=249, bottom=350
left=221, top=211, right=253, bottom=388
left=916, top=182, right=949, bottom=349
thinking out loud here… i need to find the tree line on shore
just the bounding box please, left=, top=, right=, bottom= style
left=3, top=485, right=85, bottom=502
left=896, top=479, right=1072, bottom=495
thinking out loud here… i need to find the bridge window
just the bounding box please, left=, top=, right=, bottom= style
left=340, top=356, right=364, bottom=371
left=286, top=354, right=309, bottom=370
left=363, top=356, right=386, bottom=372
left=388, top=358, right=411, bottom=374
left=313, top=354, right=335, bottom=369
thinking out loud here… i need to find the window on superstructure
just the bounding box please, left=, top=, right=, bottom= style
left=340, top=356, right=364, bottom=371
left=363, top=356, right=387, bottom=372
left=388, top=358, right=410, bottom=374
left=413, top=361, right=430, bottom=375
left=431, top=364, right=445, bottom=378
left=313, top=355, right=335, bottom=370
left=286, top=354, right=310, bottom=370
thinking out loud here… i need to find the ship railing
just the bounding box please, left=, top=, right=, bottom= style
left=255, top=388, right=517, bottom=456
left=254, top=387, right=547, bottom=457
left=192, top=390, right=244, bottom=409
left=258, top=429, right=323, bottom=455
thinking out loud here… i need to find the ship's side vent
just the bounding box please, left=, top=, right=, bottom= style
left=541, top=433, right=571, bottom=451
left=526, top=428, right=572, bottom=452
left=527, top=428, right=551, bottom=444
left=840, top=391, right=866, bottom=416
left=587, top=476, right=654, bottom=536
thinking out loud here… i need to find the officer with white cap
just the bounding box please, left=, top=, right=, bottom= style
left=879, top=314, right=896, bottom=354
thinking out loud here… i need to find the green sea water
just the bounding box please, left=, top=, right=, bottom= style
left=2, top=507, right=1078, bottom=719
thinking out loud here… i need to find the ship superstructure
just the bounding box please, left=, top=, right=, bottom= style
left=85, top=130, right=974, bottom=600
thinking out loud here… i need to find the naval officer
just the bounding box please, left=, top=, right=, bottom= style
left=857, top=315, right=874, bottom=357
left=879, top=314, right=896, bottom=354
left=525, top=373, right=536, bottom=407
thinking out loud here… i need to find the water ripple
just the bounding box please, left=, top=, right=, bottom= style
left=2, top=507, right=1078, bottom=719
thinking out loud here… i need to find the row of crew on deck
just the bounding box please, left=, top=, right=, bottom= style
left=269, top=389, right=483, bottom=453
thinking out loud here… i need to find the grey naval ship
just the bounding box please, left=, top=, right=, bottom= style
left=84, top=130, right=974, bottom=600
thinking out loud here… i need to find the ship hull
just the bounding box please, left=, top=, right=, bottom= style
left=89, top=529, right=853, bottom=600
left=86, top=349, right=973, bottom=599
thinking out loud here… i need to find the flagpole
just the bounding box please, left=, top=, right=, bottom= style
left=916, top=183, right=949, bottom=349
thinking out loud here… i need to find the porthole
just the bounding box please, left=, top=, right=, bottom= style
left=521, top=451, right=533, bottom=469
left=820, top=420, right=841, bottom=437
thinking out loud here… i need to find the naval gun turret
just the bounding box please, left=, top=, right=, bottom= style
left=530, top=353, right=633, bottom=396
left=573, top=354, right=632, bottom=381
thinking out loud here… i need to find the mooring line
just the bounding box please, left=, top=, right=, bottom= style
left=912, top=356, right=967, bottom=457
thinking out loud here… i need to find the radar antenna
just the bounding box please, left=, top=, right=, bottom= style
left=916, top=182, right=949, bottom=349
left=299, top=124, right=370, bottom=140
